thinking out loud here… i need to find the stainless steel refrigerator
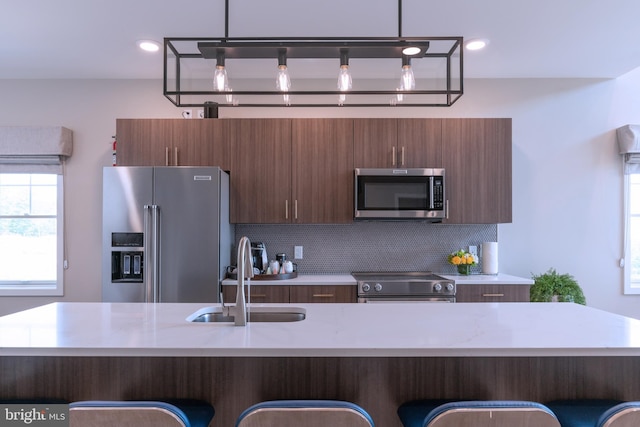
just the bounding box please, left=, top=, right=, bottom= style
left=102, top=166, right=232, bottom=303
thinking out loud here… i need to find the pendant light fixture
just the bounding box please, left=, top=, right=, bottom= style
left=163, top=0, right=463, bottom=108
left=337, top=49, right=352, bottom=106
left=213, top=50, right=229, bottom=92
left=399, top=55, right=415, bottom=91
left=276, top=49, right=292, bottom=105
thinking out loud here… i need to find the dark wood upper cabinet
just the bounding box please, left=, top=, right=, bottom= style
left=442, top=118, right=512, bottom=224
left=115, top=119, right=230, bottom=169
left=354, top=118, right=398, bottom=168
left=397, top=119, right=443, bottom=167
left=229, top=119, right=292, bottom=224
left=354, top=118, right=442, bottom=168
left=115, top=117, right=512, bottom=225
left=292, top=119, right=354, bottom=223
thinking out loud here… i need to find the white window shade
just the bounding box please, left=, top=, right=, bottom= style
left=617, top=125, right=640, bottom=174
left=0, top=126, right=73, bottom=173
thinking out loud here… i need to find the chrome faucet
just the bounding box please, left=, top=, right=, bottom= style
left=227, top=236, right=254, bottom=326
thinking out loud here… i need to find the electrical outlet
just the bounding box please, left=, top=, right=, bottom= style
left=468, top=245, right=478, bottom=256
left=294, top=246, right=303, bottom=259
left=181, top=109, right=192, bottom=119
left=197, top=109, right=205, bottom=119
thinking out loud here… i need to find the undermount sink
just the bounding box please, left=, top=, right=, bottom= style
left=187, top=306, right=306, bottom=323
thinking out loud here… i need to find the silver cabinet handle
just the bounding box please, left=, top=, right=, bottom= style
left=482, top=293, right=505, bottom=297
left=392, top=146, right=397, bottom=166
left=174, top=147, right=178, bottom=166
left=294, top=200, right=298, bottom=220
left=285, top=200, right=289, bottom=219
left=165, top=147, right=169, bottom=166
left=401, top=146, right=405, bottom=166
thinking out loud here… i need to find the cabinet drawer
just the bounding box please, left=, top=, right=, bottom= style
left=289, top=285, right=357, bottom=303
left=456, top=284, right=530, bottom=303
left=222, top=285, right=290, bottom=304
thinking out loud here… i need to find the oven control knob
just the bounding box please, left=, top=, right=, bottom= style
left=446, top=283, right=454, bottom=292
left=362, top=283, right=371, bottom=292
left=374, top=283, right=383, bottom=292
left=433, top=283, right=442, bottom=292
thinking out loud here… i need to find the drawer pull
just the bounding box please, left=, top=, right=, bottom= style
left=250, top=294, right=267, bottom=298
left=482, top=293, right=505, bottom=297
left=312, top=294, right=335, bottom=298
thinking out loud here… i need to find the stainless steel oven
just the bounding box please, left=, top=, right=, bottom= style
left=352, top=271, right=455, bottom=303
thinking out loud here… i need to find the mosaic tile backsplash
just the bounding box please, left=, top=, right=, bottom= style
left=234, top=222, right=497, bottom=274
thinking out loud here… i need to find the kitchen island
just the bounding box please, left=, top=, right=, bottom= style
left=2, top=302, right=640, bottom=426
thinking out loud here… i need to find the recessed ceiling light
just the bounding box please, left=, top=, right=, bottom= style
left=137, top=40, right=161, bottom=53
left=402, top=46, right=422, bottom=56
left=464, top=39, right=489, bottom=51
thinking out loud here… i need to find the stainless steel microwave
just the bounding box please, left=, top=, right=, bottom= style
left=354, top=168, right=446, bottom=221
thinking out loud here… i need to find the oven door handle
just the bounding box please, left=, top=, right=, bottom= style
left=358, top=297, right=455, bottom=303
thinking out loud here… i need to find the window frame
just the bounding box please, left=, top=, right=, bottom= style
left=624, top=173, right=640, bottom=294
left=0, top=173, right=64, bottom=296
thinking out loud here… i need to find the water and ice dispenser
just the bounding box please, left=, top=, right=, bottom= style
left=110, top=232, right=143, bottom=282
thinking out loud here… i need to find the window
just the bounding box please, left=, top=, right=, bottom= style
left=0, top=173, right=64, bottom=296
left=624, top=173, right=640, bottom=293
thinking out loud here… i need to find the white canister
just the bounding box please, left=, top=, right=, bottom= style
left=269, top=260, right=280, bottom=275
left=283, top=260, right=294, bottom=274
left=481, top=242, right=499, bottom=275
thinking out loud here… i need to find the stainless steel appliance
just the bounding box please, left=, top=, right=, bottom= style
left=354, top=168, right=446, bottom=221
left=251, top=242, right=268, bottom=274
left=102, top=166, right=232, bottom=303
left=353, top=271, right=455, bottom=303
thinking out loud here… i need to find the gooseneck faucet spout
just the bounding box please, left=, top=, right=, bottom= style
left=229, top=236, right=253, bottom=326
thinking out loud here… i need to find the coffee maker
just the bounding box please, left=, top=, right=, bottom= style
left=251, top=242, right=268, bottom=274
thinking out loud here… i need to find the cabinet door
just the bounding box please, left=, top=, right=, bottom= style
left=222, top=285, right=290, bottom=304
left=230, top=119, right=292, bottom=223
left=456, top=284, right=530, bottom=302
left=289, top=285, right=357, bottom=303
left=292, top=119, right=354, bottom=223
left=353, top=119, right=398, bottom=167
left=397, top=119, right=442, bottom=167
left=116, top=119, right=175, bottom=166
left=442, top=118, right=512, bottom=224
left=116, top=119, right=230, bottom=168
left=171, top=119, right=230, bottom=169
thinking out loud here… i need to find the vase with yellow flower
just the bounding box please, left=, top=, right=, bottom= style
left=447, top=249, right=478, bottom=275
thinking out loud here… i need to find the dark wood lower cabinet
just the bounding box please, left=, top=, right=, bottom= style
left=222, top=284, right=357, bottom=304
left=2, top=356, right=639, bottom=427
left=289, top=285, right=356, bottom=303
left=456, top=284, right=530, bottom=302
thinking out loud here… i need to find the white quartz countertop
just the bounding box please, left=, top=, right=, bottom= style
left=222, top=274, right=355, bottom=286
left=441, top=273, right=534, bottom=285
left=222, top=273, right=532, bottom=286
left=1, top=302, right=640, bottom=358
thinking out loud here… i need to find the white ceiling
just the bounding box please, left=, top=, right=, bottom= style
left=2, top=0, right=639, bottom=80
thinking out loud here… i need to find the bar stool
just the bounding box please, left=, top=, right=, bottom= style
left=546, top=400, right=634, bottom=427
left=236, top=400, right=375, bottom=427
left=69, top=400, right=214, bottom=427
left=397, top=400, right=561, bottom=427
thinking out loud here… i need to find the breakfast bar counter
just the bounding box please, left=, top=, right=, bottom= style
left=0, top=302, right=639, bottom=357
left=2, top=302, right=640, bottom=427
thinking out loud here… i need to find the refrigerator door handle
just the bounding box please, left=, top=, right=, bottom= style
left=143, top=205, right=152, bottom=302
left=151, top=204, right=161, bottom=303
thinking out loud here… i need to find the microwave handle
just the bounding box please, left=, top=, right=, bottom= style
left=429, top=176, right=434, bottom=209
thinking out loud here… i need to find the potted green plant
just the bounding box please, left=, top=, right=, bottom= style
left=530, top=268, right=586, bottom=305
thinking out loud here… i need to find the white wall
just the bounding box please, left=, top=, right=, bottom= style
left=0, top=74, right=639, bottom=317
